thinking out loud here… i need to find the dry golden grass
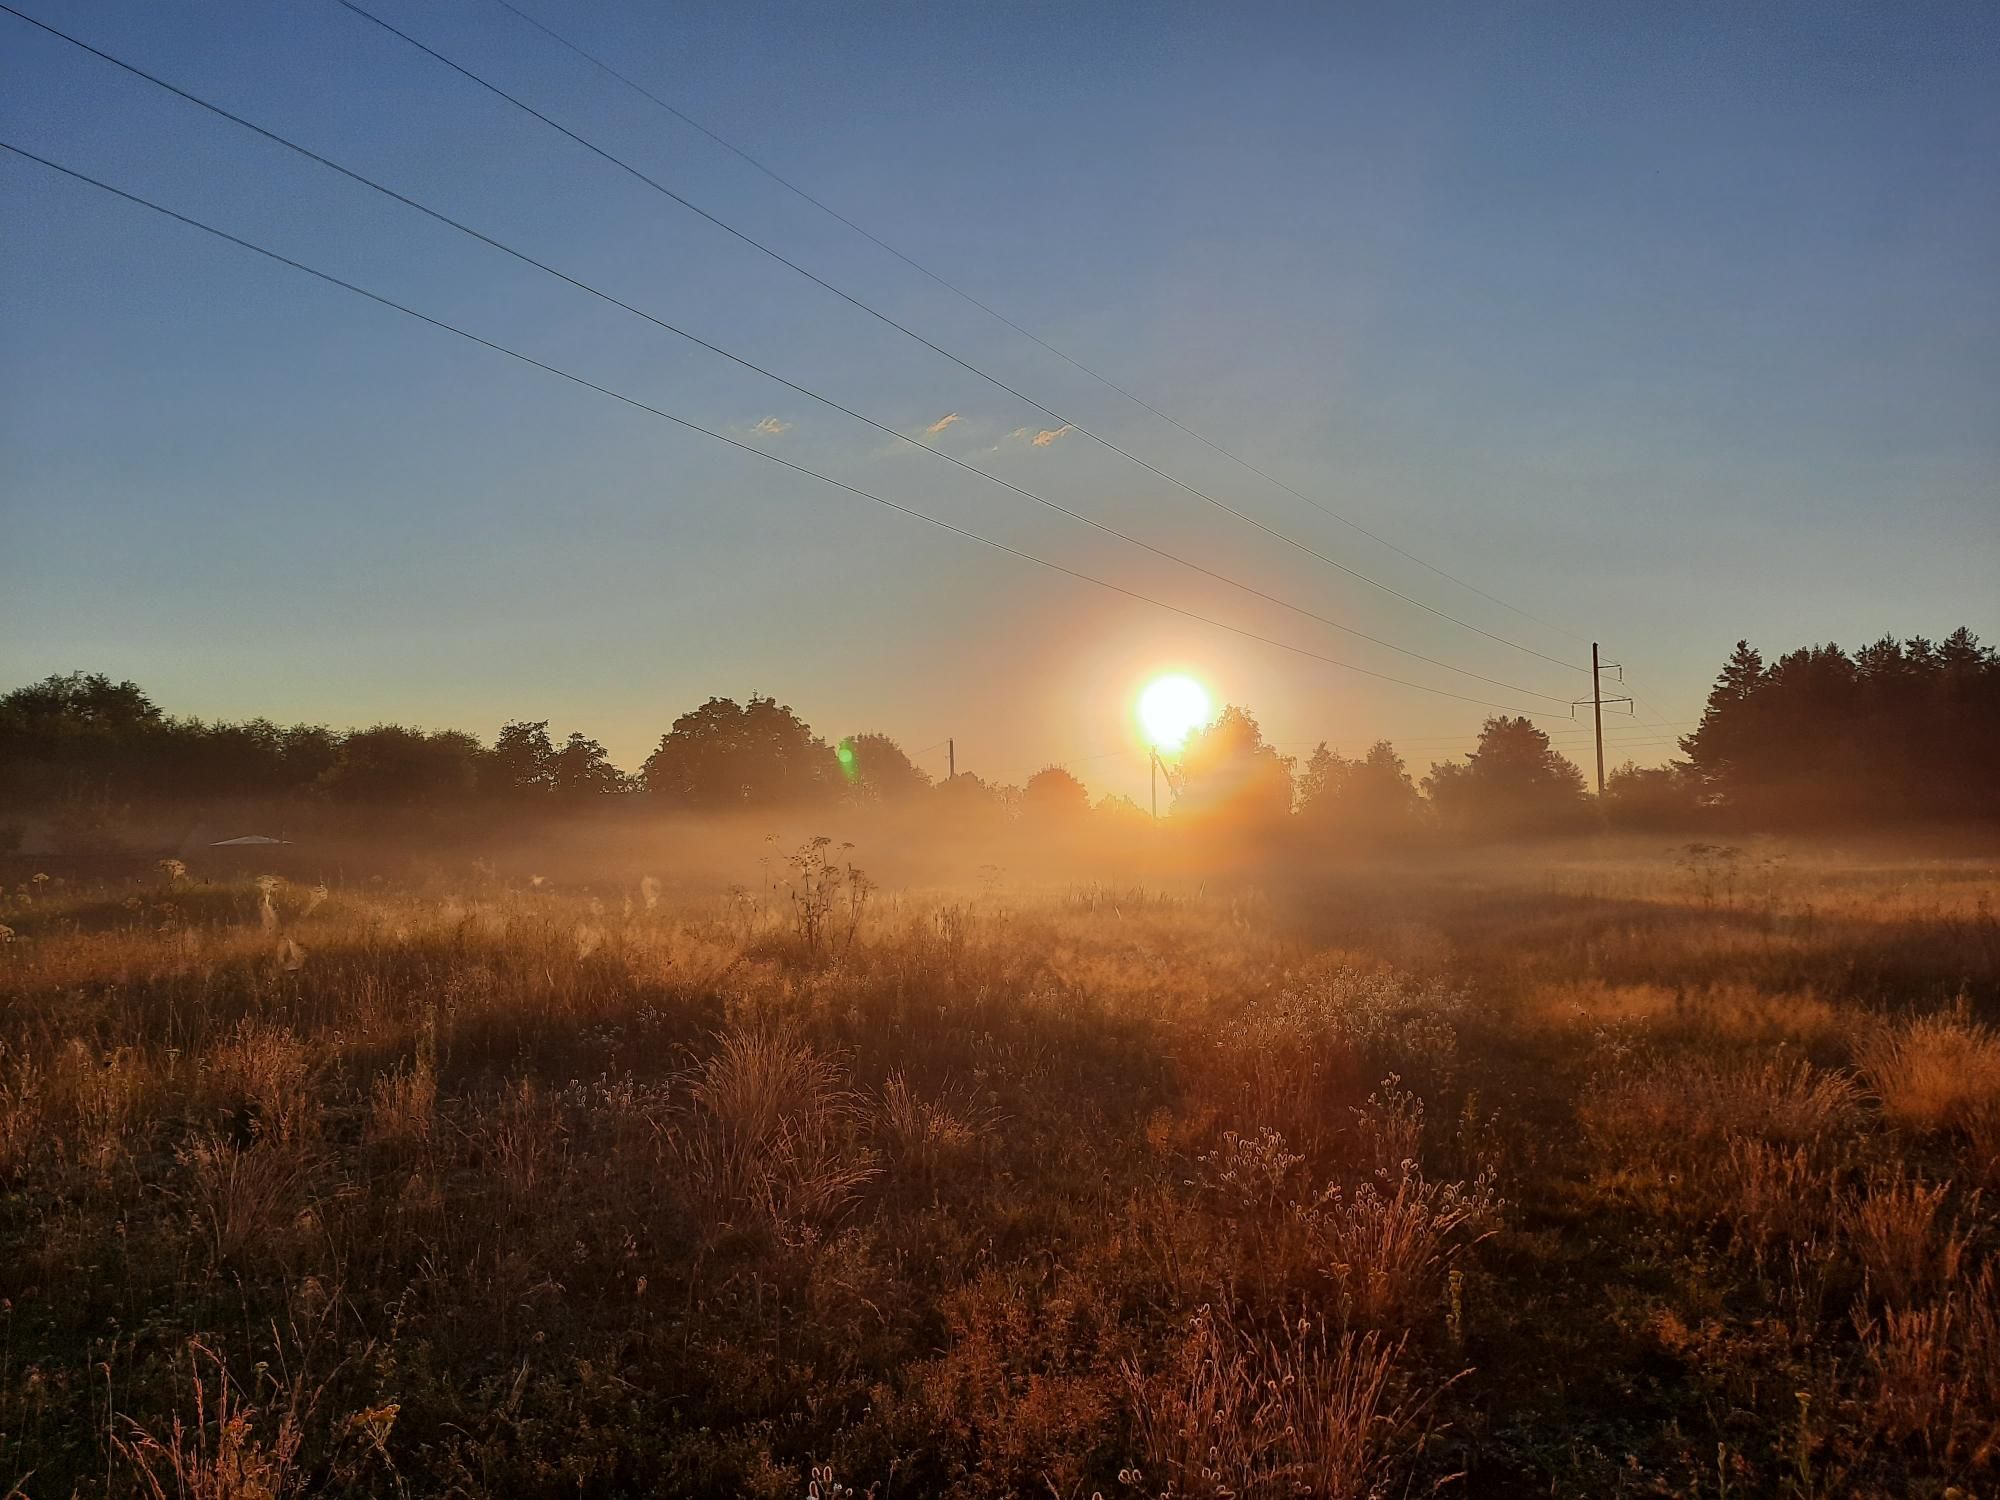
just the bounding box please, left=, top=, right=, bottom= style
left=0, top=840, right=1995, bottom=1497
left=114, top=1338, right=308, bottom=1500
left=1582, top=1051, right=1863, bottom=1157
left=1841, top=1165, right=1972, bottom=1304
left=1310, top=1163, right=1501, bottom=1331
left=1122, top=1307, right=1415, bottom=1500
left=1857, top=1004, right=2000, bottom=1134
left=1527, top=977, right=1850, bottom=1051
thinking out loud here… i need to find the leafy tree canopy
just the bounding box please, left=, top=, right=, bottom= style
left=642, top=695, right=837, bottom=808
left=1297, top=739, right=1422, bottom=843
left=1425, top=717, right=1588, bottom=837
left=839, top=732, right=932, bottom=802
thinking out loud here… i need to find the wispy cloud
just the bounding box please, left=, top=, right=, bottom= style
left=925, top=412, right=961, bottom=435
left=1031, top=424, right=1074, bottom=448
left=752, top=416, right=791, bottom=437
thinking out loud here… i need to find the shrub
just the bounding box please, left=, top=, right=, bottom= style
left=1720, top=1137, right=1833, bottom=1255
left=877, top=1071, right=993, bottom=1180
left=115, top=1338, right=313, bottom=1500
left=205, top=1020, right=317, bottom=1146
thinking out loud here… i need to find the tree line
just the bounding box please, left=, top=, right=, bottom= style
left=1676, top=627, right=1999, bottom=826
left=2, top=625, right=1991, bottom=847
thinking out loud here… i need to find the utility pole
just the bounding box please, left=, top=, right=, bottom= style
left=1592, top=642, right=1604, bottom=798
left=947, top=738, right=954, bottom=780
left=1149, top=748, right=1180, bottom=820
left=1575, top=643, right=1632, bottom=798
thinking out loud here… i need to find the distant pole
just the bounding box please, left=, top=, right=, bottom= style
left=948, top=738, right=955, bottom=780
left=1592, top=641, right=1605, bottom=798
left=1573, top=644, right=1630, bottom=798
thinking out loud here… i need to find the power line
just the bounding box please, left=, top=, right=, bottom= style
left=1300, top=723, right=1693, bottom=747
left=0, top=138, right=1578, bottom=725
left=0, top=2, right=1579, bottom=709
left=482, top=0, right=1593, bottom=653
left=503, top=0, right=1718, bottom=753
left=329, top=0, right=1590, bottom=680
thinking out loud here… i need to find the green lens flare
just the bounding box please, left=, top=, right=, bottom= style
left=836, top=740, right=858, bottom=780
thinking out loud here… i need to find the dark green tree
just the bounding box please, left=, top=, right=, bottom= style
left=642, top=696, right=837, bottom=808
left=320, top=725, right=485, bottom=804
left=1424, top=717, right=1588, bottom=837
left=1297, top=739, right=1422, bottom=844
left=1603, top=760, right=1700, bottom=831
left=486, top=720, right=556, bottom=799
left=1680, top=628, right=1999, bottom=824
left=550, top=732, right=626, bottom=799
left=838, top=732, right=932, bottom=802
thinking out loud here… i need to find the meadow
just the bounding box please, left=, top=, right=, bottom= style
left=1, top=833, right=1996, bottom=1497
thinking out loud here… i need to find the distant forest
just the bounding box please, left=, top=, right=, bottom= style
left=1, top=627, right=1994, bottom=853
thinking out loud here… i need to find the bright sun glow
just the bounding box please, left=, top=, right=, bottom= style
left=1137, top=674, right=1212, bottom=751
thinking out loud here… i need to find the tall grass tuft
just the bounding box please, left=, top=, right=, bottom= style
left=1123, top=1305, right=1417, bottom=1499
left=115, top=1338, right=310, bottom=1500
left=681, top=1025, right=878, bottom=1235
left=1840, top=1165, right=1971, bottom=1305
left=1307, top=1163, right=1502, bottom=1331
left=176, top=1130, right=312, bottom=1268
left=1856, top=1004, right=2000, bottom=1135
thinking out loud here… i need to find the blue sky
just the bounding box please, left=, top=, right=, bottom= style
left=4, top=0, right=1996, bottom=798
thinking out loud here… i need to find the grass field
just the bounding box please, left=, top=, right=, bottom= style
left=2, top=835, right=1996, bottom=1497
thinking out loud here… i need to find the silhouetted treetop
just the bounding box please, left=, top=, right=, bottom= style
left=642, top=695, right=837, bottom=808
left=839, top=733, right=932, bottom=802
left=1023, top=765, right=1090, bottom=821
left=2, top=672, right=161, bottom=730
left=1681, top=628, right=1999, bottom=824
left=486, top=720, right=556, bottom=799
left=1425, top=716, right=1588, bottom=837
left=1297, top=739, right=1422, bottom=844
left=552, top=733, right=627, bottom=799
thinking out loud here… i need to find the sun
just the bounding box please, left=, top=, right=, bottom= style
left=1137, top=673, right=1212, bottom=751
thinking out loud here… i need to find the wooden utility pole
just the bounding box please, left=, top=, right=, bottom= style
left=947, top=738, right=955, bottom=780
left=1578, top=643, right=1632, bottom=798
left=1592, top=642, right=1605, bottom=798
left=1150, top=748, right=1180, bottom=820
